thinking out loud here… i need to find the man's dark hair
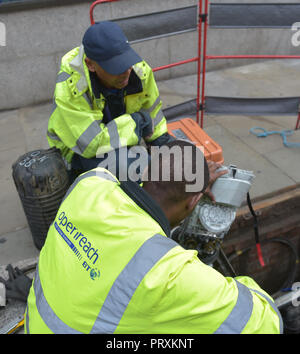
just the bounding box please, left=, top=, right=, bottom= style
left=143, top=140, right=209, bottom=204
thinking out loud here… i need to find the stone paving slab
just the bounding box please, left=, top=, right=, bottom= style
left=203, top=123, right=297, bottom=199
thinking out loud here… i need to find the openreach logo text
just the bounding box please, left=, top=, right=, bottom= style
left=291, top=22, right=300, bottom=47
left=96, top=144, right=206, bottom=193
left=0, top=22, right=6, bottom=47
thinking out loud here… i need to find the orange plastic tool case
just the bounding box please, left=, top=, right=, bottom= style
left=167, top=118, right=224, bottom=164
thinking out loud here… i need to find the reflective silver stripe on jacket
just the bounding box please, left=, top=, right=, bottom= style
left=144, top=96, right=165, bottom=127
left=34, top=264, right=82, bottom=334
left=56, top=71, right=71, bottom=83
left=73, top=118, right=122, bottom=154
left=90, top=234, right=177, bottom=333
left=153, top=109, right=164, bottom=127
left=32, top=234, right=176, bottom=333
left=214, top=280, right=283, bottom=334
left=82, top=91, right=93, bottom=109
left=72, top=120, right=102, bottom=155
left=47, top=130, right=61, bottom=142
left=50, top=98, right=57, bottom=116
left=250, top=287, right=283, bottom=334
left=214, top=280, right=253, bottom=334
left=107, top=120, right=121, bottom=149
left=147, top=96, right=161, bottom=114
left=25, top=305, right=30, bottom=334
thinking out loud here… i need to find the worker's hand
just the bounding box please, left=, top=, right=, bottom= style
left=0, top=264, right=33, bottom=303
left=144, top=119, right=154, bottom=140
left=131, top=111, right=154, bottom=140
left=204, top=161, right=228, bottom=202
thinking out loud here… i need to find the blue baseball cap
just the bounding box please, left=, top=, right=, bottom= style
left=82, top=21, right=142, bottom=75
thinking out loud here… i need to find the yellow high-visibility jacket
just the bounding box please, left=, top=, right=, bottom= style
left=47, top=46, right=168, bottom=163
left=25, top=168, right=282, bottom=334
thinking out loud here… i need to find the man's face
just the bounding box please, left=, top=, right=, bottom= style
left=85, top=58, right=132, bottom=89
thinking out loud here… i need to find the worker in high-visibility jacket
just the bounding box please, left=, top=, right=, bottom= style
left=25, top=140, right=282, bottom=334
left=47, top=21, right=174, bottom=181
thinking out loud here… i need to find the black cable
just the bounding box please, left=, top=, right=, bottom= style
left=247, top=192, right=265, bottom=267
left=228, top=237, right=299, bottom=291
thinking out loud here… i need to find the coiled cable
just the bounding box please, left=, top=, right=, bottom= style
left=228, top=237, right=299, bottom=292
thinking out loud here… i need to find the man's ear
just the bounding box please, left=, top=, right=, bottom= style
left=187, top=192, right=203, bottom=212
left=85, top=57, right=96, bottom=72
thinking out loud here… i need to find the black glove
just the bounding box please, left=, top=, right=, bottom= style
left=148, top=132, right=176, bottom=146
left=131, top=111, right=153, bottom=139
left=0, top=264, right=33, bottom=302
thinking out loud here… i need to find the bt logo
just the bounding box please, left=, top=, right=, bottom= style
left=90, top=268, right=100, bottom=281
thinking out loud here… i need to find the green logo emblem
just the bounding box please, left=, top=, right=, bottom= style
left=90, top=268, right=100, bottom=280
